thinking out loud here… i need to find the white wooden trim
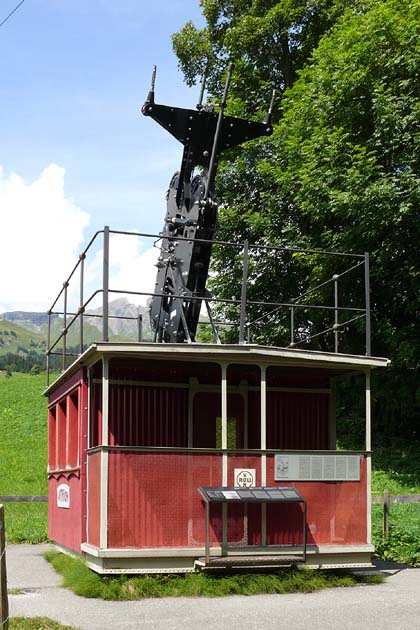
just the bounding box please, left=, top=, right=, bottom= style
left=99, top=450, right=108, bottom=549
left=365, top=371, right=372, bottom=544
left=100, top=357, right=109, bottom=549
left=221, top=364, right=228, bottom=483
left=260, top=365, right=267, bottom=545
left=365, top=372, right=371, bottom=451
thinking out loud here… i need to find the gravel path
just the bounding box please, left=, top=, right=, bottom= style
left=6, top=544, right=420, bottom=630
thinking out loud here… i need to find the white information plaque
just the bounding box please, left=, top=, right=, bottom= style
left=274, top=454, right=360, bottom=481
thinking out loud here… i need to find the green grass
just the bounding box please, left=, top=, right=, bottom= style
left=0, top=372, right=47, bottom=495
left=3, top=502, right=48, bottom=543
left=372, top=440, right=420, bottom=495
left=10, top=619, right=77, bottom=630
left=0, top=320, right=46, bottom=356
left=44, top=550, right=383, bottom=600
left=0, top=372, right=49, bottom=542
left=372, top=502, right=420, bottom=566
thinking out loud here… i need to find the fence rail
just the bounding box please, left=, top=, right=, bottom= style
left=0, top=496, right=48, bottom=503
left=372, top=490, right=420, bottom=537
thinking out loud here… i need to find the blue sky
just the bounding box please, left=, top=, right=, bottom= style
left=0, top=0, right=205, bottom=311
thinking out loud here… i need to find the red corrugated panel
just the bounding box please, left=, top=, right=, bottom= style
left=107, top=452, right=222, bottom=548
left=267, top=392, right=329, bottom=450
left=265, top=455, right=367, bottom=545
left=227, top=455, right=262, bottom=544
left=87, top=452, right=101, bottom=547
left=48, top=474, right=83, bottom=553
left=108, top=385, right=188, bottom=447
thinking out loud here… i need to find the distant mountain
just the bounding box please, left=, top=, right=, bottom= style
left=0, top=298, right=153, bottom=346
left=0, top=299, right=154, bottom=372
left=0, top=311, right=58, bottom=332
left=83, top=297, right=152, bottom=340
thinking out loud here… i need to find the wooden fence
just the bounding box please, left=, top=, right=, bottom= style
left=372, top=491, right=420, bottom=537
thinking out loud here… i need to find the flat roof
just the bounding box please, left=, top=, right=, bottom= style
left=45, top=341, right=390, bottom=395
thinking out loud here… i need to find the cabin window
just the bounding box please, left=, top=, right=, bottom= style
left=48, top=388, right=80, bottom=472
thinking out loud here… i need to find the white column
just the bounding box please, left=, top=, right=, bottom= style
left=100, top=356, right=109, bottom=549
left=221, top=363, right=228, bottom=553
left=221, top=363, right=228, bottom=482
left=365, top=371, right=372, bottom=544
left=260, top=364, right=267, bottom=545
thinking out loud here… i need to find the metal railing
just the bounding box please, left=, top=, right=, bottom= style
left=45, top=226, right=371, bottom=385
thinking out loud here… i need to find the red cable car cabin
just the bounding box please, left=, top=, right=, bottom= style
left=45, top=342, right=389, bottom=574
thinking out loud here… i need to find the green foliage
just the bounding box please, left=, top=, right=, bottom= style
left=3, top=503, right=48, bottom=543
left=175, top=0, right=420, bottom=439
left=0, top=373, right=47, bottom=495
left=372, top=503, right=420, bottom=566
left=173, top=0, right=368, bottom=109
left=9, top=619, right=77, bottom=630
left=45, top=550, right=382, bottom=600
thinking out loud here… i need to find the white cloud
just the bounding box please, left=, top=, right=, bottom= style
left=84, top=232, right=159, bottom=309
left=0, top=164, right=160, bottom=315
left=0, top=164, right=89, bottom=312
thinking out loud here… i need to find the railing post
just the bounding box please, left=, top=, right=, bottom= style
left=333, top=274, right=339, bottom=353
left=290, top=303, right=295, bottom=347
left=383, top=489, right=390, bottom=537
left=46, top=311, right=51, bottom=387
left=62, top=282, right=68, bottom=372
left=0, top=505, right=9, bottom=630
left=365, top=252, right=371, bottom=356
left=102, top=226, right=110, bottom=342
left=137, top=313, right=143, bottom=342
left=79, top=253, right=86, bottom=355
left=239, top=239, right=249, bottom=344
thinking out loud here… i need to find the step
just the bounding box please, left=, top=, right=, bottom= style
left=196, top=554, right=305, bottom=571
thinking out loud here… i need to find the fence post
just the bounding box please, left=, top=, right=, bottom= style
left=0, top=505, right=9, bottom=630
left=383, top=489, right=390, bottom=537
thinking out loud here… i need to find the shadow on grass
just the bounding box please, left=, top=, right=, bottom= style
left=44, top=551, right=384, bottom=601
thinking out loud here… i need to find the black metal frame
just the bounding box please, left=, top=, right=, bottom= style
left=198, top=486, right=307, bottom=565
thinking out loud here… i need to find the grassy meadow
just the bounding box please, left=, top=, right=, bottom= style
left=0, top=371, right=419, bottom=564
left=0, top=371, right=48, bottom=542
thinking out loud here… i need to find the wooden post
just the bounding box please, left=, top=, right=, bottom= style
left=0, top=505, right=9, bottom=630
left=383, top=489, right=390, bottom=538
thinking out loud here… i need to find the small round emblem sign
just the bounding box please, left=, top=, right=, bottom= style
left=234, top=468, right=256, bottom=488
left=57, top=483, right=70, bottom=509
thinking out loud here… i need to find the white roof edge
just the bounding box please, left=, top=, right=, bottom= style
left=45, top=341, right=390, bottom=395
left=90, top=342, right=390, bottom=368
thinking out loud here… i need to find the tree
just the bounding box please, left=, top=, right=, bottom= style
left=173, top=0, right=370, bottom=114
left=174, top=0, right=420, bottom=438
